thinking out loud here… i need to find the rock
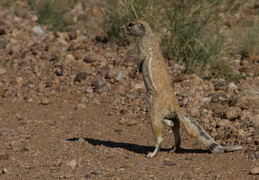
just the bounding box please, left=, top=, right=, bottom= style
left=234, top=87, right=259, bottom=110
left=132, top=82, right=145, bottom=90
left=250, top=167, right=259, bottom=175
left=26, top=98, right=34, bottom=103
left=67, top=159, right=77, bottom=169
left=2, top=168, right=9, bottom=174
left=86, top=88, right=94, bottom=93
left=190, top=108, right=200, bottom=117
left=84, top=53, right=102, bottom=63
left=74, top=72, right=87, bottom=82
left=80, top=97, right=88, bottom=103
left=0, top=67, right=6, bottom=75
left=211, top=92, right=228, bottom=103
left=113, top=84, right=126, bottom=95
left=41, top=98, right=50, bottom=105
left=106, top=68, right=121, bottom=80
left=201, top=97, right=211, bottom=102
left=225, top=107, right=241, bottom=120
left=32, top=26, right=46, bottom=36
left=92, top=79, right=105, bottom=89
left=251, top=114, right=259, bottom=129
left=65, top=54, right=75, bottom=62
left=76, top=103, right=86, bottom=110
left=114, top=72, right=123, bottom=81
left=216, top=119, right=232, bottom=128
left=238, top=129, right=245, bottom=137
left=171, top=172, right=181, bottom=180
left=227, top=82, right=238, bottom=92
left=72, top=51, right=83, bottom=59
left=3, top=90, right=11, bottom=98
left=212, top=108, right=225, bottom=118
left=16, top=77, right=23, bottom=83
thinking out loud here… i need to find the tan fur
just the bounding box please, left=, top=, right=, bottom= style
left=122, top=20, right=243, bottom=157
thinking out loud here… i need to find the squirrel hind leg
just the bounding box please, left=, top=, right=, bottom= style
left=163, top=118, right=181, bottom=153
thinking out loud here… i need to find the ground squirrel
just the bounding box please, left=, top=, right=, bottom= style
left=122, top=20, right=243, bottom=158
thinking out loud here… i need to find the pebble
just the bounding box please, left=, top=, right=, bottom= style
left=67, top=159, right=77, bottom=169
left=190, top=108, right=200, bottom=117
left=41, top=98, right=50, bottom=105
left=0, top=67, right=6, bottom=75
left=225, top=107, right=241, bottom=120
left=74, top=72, right=87, bottom=82
left=86, top=88, right=94, bottom=93
left=212, top=108, right=225, bottom=118
left=76, top=103, right=86, bottom=110
left=106, top=68, right=121, bottom=79
left=113, top=84, right=126, bottom=95
left=250, top=167, right=259, bottom=175
left=16, top=77, right=23, bottom=83
left=2, top=168, right=9, bottom=174
left=32, top=26, right=46, bottom=36
left=84, top=53, right=102, bottom=63
left=171, top=172, right=181, bottom=180
left=216, top=119, right=231, bottom=128
left=80, top=97, right=88, bottom=103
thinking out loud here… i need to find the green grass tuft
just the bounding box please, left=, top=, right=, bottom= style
left=101, top=0, right=158, bottom=45
left=29, top=0, right=71, bottom=31
left=240, top=23, right=259, bottom=58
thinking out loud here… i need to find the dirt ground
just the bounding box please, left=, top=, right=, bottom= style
left=0, top=1, right=258, bottom=180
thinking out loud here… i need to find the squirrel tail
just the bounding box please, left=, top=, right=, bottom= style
left=175, top=110, right=243, bottom=153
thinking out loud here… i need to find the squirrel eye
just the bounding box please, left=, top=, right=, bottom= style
left=128, top=23, right=135, bottom=27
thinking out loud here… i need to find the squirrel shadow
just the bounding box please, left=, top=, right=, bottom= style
left=66, top=137, right=209, bottom=154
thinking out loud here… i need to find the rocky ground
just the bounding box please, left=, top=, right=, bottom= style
left=0, top=1, right=258, bottom=179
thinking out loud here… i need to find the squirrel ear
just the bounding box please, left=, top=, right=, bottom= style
left=140, top=23, right=146, bottom=32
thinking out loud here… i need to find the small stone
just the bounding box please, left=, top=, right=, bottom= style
left=72, top=51, right=83, bottom=59
left=3, top=90, right=11, bottom=98
left=78, top=138, right=85, bottom=143
left=76, top=103, right=86, bottom=110
left=113, top=84, right=126, bottom=95
left=92, top=79, right=105, bottom=89
left=41, top=98, right=50, bottom=105
left=84, top=53, right=102, bottom=63
left=225, top=107, right=241, bottom=120
left=74, top=72, right=87, bottom=82
left=67, top=159, right=77, bottom=169
left=212, top=108, right=225, bottom=118
left=106, top=68, right=120, bottom=79
left=114, top=72, right=123, bottom=81
left=16, top=77, right=23, bottom=83
left=80, top=97, right=88, bottom=103
left=216, top=119, right=231, bottom=128
left=132, top=82, right=144, bottom=90
left=171, top=172, right=181, bottom=180
left=32, top=26, right=46, bottom=36
left=0, top=67, right=6, bottom=76
left=65, top=54, right=75, bottom=62
left=2, top=168, right=9, bottom=174
left=86, top=88, right=94, bottom=93
left=26, top=98, right=34, bottom=103
left=190, top=108, right=200, bottom=117
left=211, top=93, right=228, bottom=103
left=250, top=167, right=259, bottom=175
left=246, top=137, right=253, bottom=144
left=238, top=129, right=245, bottom=137
left=227, top=82, right=238, bottom=92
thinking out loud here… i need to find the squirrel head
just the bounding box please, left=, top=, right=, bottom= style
left=122, top=20, right=151, bottom=37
